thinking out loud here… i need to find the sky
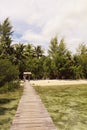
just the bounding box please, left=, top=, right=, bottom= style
left=0, top=0, right=87, bottom=53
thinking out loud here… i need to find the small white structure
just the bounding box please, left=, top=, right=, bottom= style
left=23, top=72, right=32, bottom=81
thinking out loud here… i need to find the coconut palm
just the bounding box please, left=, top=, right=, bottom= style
left=33, top=45, right=44, bottom=58
left=24, top=43, right=34, bottom=58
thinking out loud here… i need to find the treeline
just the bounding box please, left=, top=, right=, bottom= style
left=0, top=18, right=87, bottom=87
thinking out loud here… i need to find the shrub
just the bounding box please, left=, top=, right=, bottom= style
left=0, top=59, right=19, bottom=87
left=0, top=81, right=20, bottom=93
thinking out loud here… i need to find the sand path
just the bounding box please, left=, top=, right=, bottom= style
left=30, top=79, right=87, bottom=86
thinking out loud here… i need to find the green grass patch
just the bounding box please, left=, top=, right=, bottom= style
left=34, top=84, right=87, bottom=130
left=0, top=86, right=23, bottom=130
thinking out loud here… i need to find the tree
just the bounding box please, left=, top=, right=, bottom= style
left=48, top=37, right=58, bottom=59
left=13, top=43, right=26, bottom=78
left=48, top=37, right=71, bottom=79
left=0, top=59, right=19, bottom=86
left=33, top=45, right=44, bottom=58
left=0, top=18, right=13, bottom=58
left=25, top=57, right=44, bottom=79
left=56, top=39, right=71, bottom=79
left=74, top=43, right=87, bottom=78
left=13, top=43, right=25, bottom=64
left=77, top=43, right=87, bottom=55
left=58, top=38, right=67, bottom=55
left=24, top=43, right=34, bottom=58
left=48, top=37, right=59, bottom=78
left=43, top=57, right=51, bottom=79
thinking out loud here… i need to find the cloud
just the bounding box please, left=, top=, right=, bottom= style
left=0, top=0, right=87, bottom=53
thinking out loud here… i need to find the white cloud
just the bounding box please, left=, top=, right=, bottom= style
left=0, top=0, right=87, bottom=53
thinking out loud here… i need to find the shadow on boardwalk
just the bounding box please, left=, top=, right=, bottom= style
left=10, top=80, right=57, bottom=130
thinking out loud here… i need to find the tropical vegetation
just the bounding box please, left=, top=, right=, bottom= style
left=0, top=18, right=87, bottom=82
left=0, top=18, right=87, bottom=130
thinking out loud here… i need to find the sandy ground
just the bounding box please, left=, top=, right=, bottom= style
left=30, top=79, right=87, bottom=86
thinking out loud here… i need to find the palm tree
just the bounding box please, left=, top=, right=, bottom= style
left=12, top=43, right=25, bottom=65
left=24, top=43, right=34, bottom=58
left=13, top=43, right=26, bottom=79
left=34, top=45, right=44, bottom=58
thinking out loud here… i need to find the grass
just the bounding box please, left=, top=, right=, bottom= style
left=0, top=86, right=23, bottom=130
left=34, top=84, right=87, bottom=130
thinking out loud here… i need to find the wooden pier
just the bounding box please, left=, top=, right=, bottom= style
left=10, top=80, right=57, bottom=130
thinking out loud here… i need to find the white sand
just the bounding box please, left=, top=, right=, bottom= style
left=30, top=79, right=87, bottom=86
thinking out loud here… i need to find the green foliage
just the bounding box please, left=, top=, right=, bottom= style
left=0, top=18, right=13, bottom=58
left=0, top=81, right=19, bottom=93
left=33, top=45, right=44, bottom=58
left=25, top=44, right=44, bottom=79
left=34, top=85, right=87, bottom=130
left=48, top=37, right=58, bottom=58
left=0, top=86, right=23, bottom=130
left=0, top=59, right=19, bottom=86
left=48, top=37, right=73, bottom=79
left=26, top=57, right=44, bottom=79
left=58, top=38, right=67, bottom=55
left=43, top=57, right=51, bottom=79
left=24, top=43, right=34, bottom=58
left=12, top=43, right=26, bottom=78
left=0, top=18, right=87, bottom=80
left=77, top=43, right=87, bottom=55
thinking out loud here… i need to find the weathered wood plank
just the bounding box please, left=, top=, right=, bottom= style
left=10, top=80, right=57, bottom=130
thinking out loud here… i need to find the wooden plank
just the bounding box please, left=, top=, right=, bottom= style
left=10, top=80, right=57, bottom=130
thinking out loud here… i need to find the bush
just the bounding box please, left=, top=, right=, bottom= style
left=0, top=81, right=20, bottom=93
left=0, top=59, right=19, bottom=86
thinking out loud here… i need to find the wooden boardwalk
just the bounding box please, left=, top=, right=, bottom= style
left=10, top=80, right=57, bottom=130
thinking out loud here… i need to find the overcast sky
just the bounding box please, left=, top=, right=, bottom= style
left=0, top=0, right=87, bottom=53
